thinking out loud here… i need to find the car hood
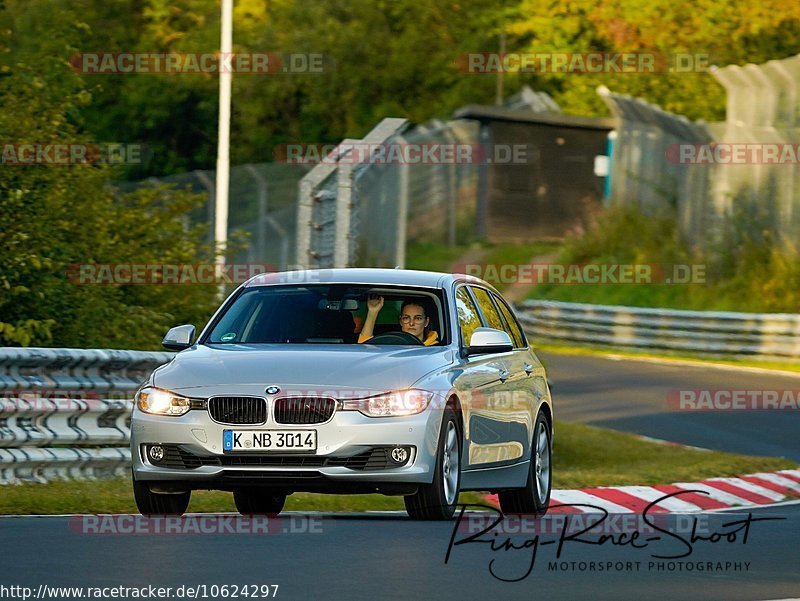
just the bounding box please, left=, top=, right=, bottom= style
left=153, top=343, right=454, bottom=396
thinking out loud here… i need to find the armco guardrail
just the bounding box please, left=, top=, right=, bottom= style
left=0, top=348, right=172, bottom=484
left=517, top=300, right=800, bottom=360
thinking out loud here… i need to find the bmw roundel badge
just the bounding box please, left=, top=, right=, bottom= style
left=265, top=386, right=280, bottom=395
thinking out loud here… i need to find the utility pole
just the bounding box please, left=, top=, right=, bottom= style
left=215, top=0, right=233, bottom=297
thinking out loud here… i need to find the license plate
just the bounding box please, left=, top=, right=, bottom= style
left=223, top=429, right=317, bottom=452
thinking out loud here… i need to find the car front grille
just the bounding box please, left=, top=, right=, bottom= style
left=208, top=396, right=267, bottom=425
left=273, top=397, right=336, bottom=424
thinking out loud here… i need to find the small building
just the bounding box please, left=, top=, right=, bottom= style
left=454, top=102, right=615, bottom=242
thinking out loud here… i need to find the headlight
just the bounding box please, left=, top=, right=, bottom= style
left=340, top=389, right=434, bottom=417
left=136, top=387, right=191, bottom=416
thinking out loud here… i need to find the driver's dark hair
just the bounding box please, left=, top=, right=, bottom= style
left=400, top=299, right=427, bottom=317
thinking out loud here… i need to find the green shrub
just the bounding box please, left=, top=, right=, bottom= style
left=528, top=204, right=800, bottom=313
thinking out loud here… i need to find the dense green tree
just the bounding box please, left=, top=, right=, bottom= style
left=3, top=0, right=800, bottom=348
left=8, top=0, right=800, bottom=179
left=0, top=1, right=220, bottom=348
left=13, top=0, right=505, bottom=177
left=507, top=0, right=800, bottom=119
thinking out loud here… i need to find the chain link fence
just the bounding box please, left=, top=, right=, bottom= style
left=122, top=162, right=312, bottom=269
left=711, top=54, right=800, bottom=246
left=600, top=53, right=800, bottom=250
left=295, top=118, right=481, bottom=269
left=350, top=119, right=479, bottom=268
left=123, top=54, right=800, bottom=272
left=295, top=118, right=410, bottom=269
left=598, top=86, right=716, bottom=243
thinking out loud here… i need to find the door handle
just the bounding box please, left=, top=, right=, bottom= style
left=523, top=363, right=533, bottom=375
left=498, top=369, right=510, bottom=382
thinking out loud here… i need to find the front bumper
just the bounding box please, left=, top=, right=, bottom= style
left=130, top=404, right=442, bottom=493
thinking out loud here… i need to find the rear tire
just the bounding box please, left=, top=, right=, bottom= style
left=498, top=411, right=551, bottom=516
left=233, top=489, right=287, bottom=515
left=132, top=473, right=191, bottom=516
left=405, top=406, right=461, bottom=520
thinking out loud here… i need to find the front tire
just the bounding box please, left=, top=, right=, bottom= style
left=233, top=489, right=287, bottom=515
left=498, top=411, right=551, bottom=515
left=132, top=473, right=191, bottom=516
left=405, top=406, right=461, bottom=520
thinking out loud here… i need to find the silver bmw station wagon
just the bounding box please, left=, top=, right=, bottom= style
left=131, top=268, right=553, bottom=520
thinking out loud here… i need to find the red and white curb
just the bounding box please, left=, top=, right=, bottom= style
left=484, top=469, right=800, bottom=513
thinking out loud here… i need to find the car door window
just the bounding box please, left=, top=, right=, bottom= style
left=469, top=287, right=505, bottom=332
left=455, top=286, right=481, bottom=347
left=492, top=293, right=526, bottom=348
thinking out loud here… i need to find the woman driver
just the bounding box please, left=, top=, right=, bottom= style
left=357, top=296, right=438, bottom=345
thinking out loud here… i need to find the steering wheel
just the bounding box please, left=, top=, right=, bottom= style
left=367, top=331, right=425, bottom=345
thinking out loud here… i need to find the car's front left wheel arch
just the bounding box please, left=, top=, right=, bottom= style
left=404, top=403, right=462, bottom=520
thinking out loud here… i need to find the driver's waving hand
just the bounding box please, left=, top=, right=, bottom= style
left=358, top=296, right=439, bottom=345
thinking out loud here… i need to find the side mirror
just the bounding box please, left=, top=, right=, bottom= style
left=467, top=327, right=513, bottom=355
left=162, top=325, right=196, bottom=351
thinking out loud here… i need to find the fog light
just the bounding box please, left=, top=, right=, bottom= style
left=390, top=447, right=409, bottom=465
left=148, top=445, right=165, bottom=463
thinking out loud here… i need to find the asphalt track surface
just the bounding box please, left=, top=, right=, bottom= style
left=1, top=353, right=799, bottom=601
left=0, top=505, right=798, bottom=601
left=540, top=352, right=800, bottom=461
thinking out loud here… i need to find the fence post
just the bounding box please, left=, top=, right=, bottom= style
left=476, top=123, right=490, bottom=239
left=438, top=123, right=458, bottom=247
left=194, top=170, right=216, bottom=243
left=395, top=135, right=409, bottom=268
left=245, top=164, right=269, bottom=264
left=334, top=139, right=359, bottom=268
left=295, top=176, right=318, bottom=269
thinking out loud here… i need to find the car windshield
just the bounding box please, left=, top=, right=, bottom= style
left=204, top=284, right=446, bottom=345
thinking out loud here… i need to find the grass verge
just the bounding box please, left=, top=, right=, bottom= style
left=404, top=241, right=562, bottom=281
left=480, top=241, right=562, bottom=292
left=524, top=205, right=800, bottom=313
left=404, top=242, right=472, bottom=273
left=1, top=422, right=794, bottom=514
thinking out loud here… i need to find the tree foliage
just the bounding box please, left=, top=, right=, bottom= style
left=6, top=0, right=800, bottom=179
left=2, top=0, right=800, bottom=348
left=0, top=1, right=220, bottom=349
left=507, top=0, right=800, bottom=119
